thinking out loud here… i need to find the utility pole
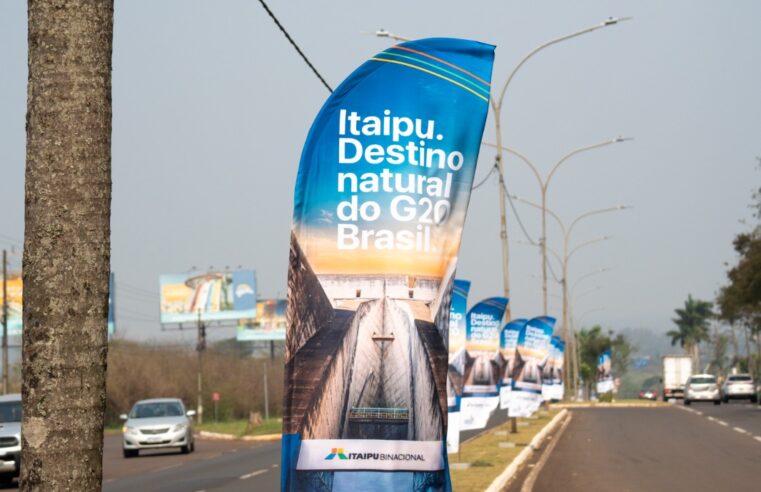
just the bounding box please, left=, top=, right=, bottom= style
left=263, top=361, right=269, bottom=421
left=2, top=249, right=8, bottom=395
left=196, top=310, right=206, bottom=425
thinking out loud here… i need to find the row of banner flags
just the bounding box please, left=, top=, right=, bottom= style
left=280, top=37, right=611, bottom=491
left=445, top=280, right=565, bottom=454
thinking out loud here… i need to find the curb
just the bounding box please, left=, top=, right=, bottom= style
left=197, top=430, right=282, bottom=442
left=484, top=409, right=569, bottom=492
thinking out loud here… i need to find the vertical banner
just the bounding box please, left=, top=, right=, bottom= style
left=499, top=319, right=527, bottom=410
left=596, top=350, right=614, bottom=395
left=541, top=337, right=556, bottom=402
left=446, top=279, right=470, bottom=455
left=459, top=297, right=508, bottom=431
left=282, top=39, right=495, bottom=492
left=552, top=338, right=565, bottom=401
left=508, top=317, right=555, bottom=417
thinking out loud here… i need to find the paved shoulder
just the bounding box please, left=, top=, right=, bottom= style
left=528, top=407, right=761, bottom=492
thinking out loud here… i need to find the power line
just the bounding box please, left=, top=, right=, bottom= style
left=472, top=164, right=497, bottom=190
left=256, top=0, right=333, bottom=93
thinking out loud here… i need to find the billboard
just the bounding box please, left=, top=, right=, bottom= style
left=281, top=38, right=494, bottom=492
left=237, top=299, right=286, bottom=341
left=159, top=271, right=256, bottom=324
left=1, top=271, right=116, bottom=337
left=0, top=272, right=22, bottom=337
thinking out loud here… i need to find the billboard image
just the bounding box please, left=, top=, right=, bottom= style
left=237, top=299, right=287, bottom=341
left=1, top=272, right=116, bottom=337
left=499, top=318, right=527, bottom=410
left=446, top=279, right=470, bottom=454
left=159, top=270, right=256, bottom=324
left=0, top=272, right=22, bottom=337
left=508, top=316, right=554, bottom=418
left=281, top=38, right=494, bottom=491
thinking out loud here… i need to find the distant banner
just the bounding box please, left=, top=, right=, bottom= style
left=596, top=349, right=614, bottom=394
left=281, top=38, right=495, bottom=492
left=499, top=319, right=527, bottom=410
left=159, top=271, right=256, bottom=323
left=460, top=297, right=507, bottom=431
left=508, top=316, right=554, bottom=417
left=237, top=299, right=286, bottom=341
left=446, top=279, right=470, bottom=455
left=542, top=336, right=564, bottom=401
left=551, top=338, right=565, bottom=401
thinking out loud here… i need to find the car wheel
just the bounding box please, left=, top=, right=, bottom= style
left=751, top=395, right=758, bottom=404
left=123, top=449, right=138, bottom=458
left=722, top=396, right=728, bottom=403
left=714, top=399, right=721, bottom=405
left=0, top=473, right=14, bottom=483
left=190, top=439, right=195, bottom=453
left=684, top=399, right=691, bottom=406
left=181, top=444, right=190, bottom=454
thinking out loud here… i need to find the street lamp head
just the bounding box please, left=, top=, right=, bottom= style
left=613, top=136, right=635, bottom=143
left=375, top=29, right=390, bottom=38
left=617, top=205, right=633, bottom=210
left=602, top=16, right=633, bottom=26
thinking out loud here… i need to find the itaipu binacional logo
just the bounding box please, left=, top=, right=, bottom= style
left=325, top=448, right=348, bottom=460
left=324, top=447, right=425, bottom=462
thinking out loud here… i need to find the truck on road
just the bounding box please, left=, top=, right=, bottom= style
left=662, top=355, right=692, bottom=401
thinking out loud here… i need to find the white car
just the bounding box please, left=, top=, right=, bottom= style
left=722, top=374, right=757, bottom=403
left=121, top=398, right=196, bottom=458
left=0, top=394, right=21, bottom=484
left=684, top=374, right=721, bottom=405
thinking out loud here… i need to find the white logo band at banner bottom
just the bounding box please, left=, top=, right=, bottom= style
left=296, top=439, right=444, bottom=472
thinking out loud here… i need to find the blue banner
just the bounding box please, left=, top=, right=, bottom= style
left=282, top=38, right=495, bottom=491
left=446, top=279, right=470, bottom=454
left=596, top=349, right=614, bottom=394
left=459, top=297, right=507, bottom=431
left=508, top=316, right=555, bottom=417
left=499, top=319, right=527, bottom=409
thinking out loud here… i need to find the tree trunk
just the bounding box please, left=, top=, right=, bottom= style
left=22, top=1, right=113, bottom=490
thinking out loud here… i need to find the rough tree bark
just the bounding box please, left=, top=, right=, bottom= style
left=22, top=1, right=113, bottom=490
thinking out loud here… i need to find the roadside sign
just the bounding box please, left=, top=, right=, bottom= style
left=212, top=392, right=220, bottom=401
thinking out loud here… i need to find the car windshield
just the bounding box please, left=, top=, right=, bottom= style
left=690, top=377, right=716, bottom=384
left=728, top=375, right=752, bottom=381
left=130, top=402, right=184, bottom=419
left=0, top=401, right=21, bottom=423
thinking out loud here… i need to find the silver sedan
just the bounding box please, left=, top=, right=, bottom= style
left=121, top=398, right=196, bottom=458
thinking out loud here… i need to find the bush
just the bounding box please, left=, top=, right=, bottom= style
left=106, top=340, right=282, bottom=425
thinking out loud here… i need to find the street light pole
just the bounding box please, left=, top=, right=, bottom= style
left=485, top=137, right=632, bottom=316
left=489, top=17, right=630, bottom=315
left=379, top=18, right=631, bottom=319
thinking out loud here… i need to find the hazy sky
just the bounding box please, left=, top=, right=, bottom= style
left=1, top=1, right=760, bottom=345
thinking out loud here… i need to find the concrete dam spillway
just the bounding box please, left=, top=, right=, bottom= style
left=299, top=296, right=443, bottom=441
left=284, top=234, right=446, bottom=443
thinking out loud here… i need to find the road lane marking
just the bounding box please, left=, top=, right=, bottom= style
left=694, top=411, right=703, bottom=415
left=241, top=469, right=268, bottom=480
left=716, top=420, right=729, bottom=426
left=154, top=463, right=183, bottom=472
left=733, top=427, right=748, bottom=434
left=706, top=416, right=716, bottom=421
left=271, top=463, right=279, bottom=468
left=755, top=436, right=761, bottom=443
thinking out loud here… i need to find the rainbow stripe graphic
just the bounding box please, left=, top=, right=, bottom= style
left=371, top=44, right=492, bottom=102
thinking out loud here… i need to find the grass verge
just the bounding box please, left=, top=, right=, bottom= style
left=197, top=418, right=282, bottom=437
left=450, top=409, right=559, bottom=492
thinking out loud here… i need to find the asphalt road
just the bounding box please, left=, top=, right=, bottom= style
left=102, top=435, right=281, bottom=492
left=508, top=404, right=761, bottom=492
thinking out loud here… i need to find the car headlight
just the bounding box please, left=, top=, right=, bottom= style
left=172, top=423, right=187, bottom=433
left=122, top=426, right=136, bottom=434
